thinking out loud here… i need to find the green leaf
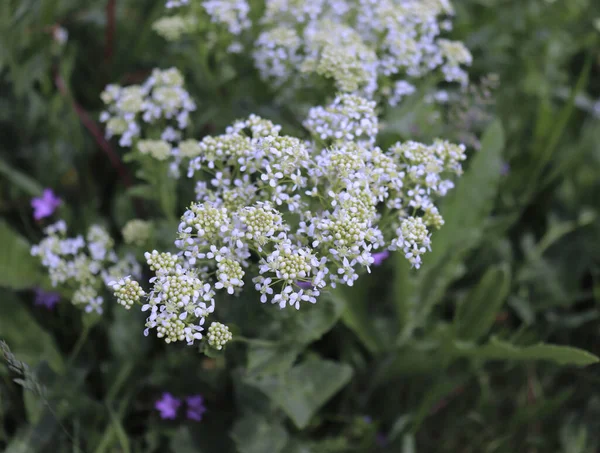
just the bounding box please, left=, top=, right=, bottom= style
left=392, top=254, right=417, bottom=338
left=0, top=294, right=64, bottom=373
left=230, top=412, right=289, bottom=453
left=246, top=342, right=302, bottom=375
left=451, top=337, right=599, bottom=367
left=330, top=285, right=383, bottom=354
left=415, top=120, right=506, bottom=323
left=0, top=158, right=43, bottom=196
left=454, top=263, right=511, bottom=341
left=108, top=308, right=149, bottom=362
left=125, top=184, right=157, bottom=201
left=0, top=221, right=44, bottom=289
left=169, top=427, right=202, bottom=453
left=247, top=297, right=344, bottom=375
left=244, top=358, right=353, bottom=429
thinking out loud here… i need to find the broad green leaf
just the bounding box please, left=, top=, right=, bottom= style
left=0, top=221, right=44, bottom=289
left=0, top=294, right=64, bottom=373
left=414, top=120, right=506, bottom=323
left=392, top=254, right=417, bottom=337
left=454, top=263, right=511, bottom=341
left=245, top=358, right=353, bottom=429
left=247, top=297, right=344, bottom=375
left=451, top=337, right=599, bottom=367
left=246, top=343, right=302, bottom=375
left=330, top=285, right=383, bottom=354
left=230, top=412, right=289, bottom=453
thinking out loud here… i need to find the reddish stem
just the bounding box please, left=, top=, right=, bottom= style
left=105, top=0, right=116, bottom=66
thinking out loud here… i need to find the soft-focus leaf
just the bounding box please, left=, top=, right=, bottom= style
left=452, top=337, right=599, bottom=366
left=415, top=120, right=506, bottom=322
left=0, top=221, right=43, bottom=289
left=454, top=263, right=511, bottom=341
left=0, top=158, right=43, bottom=196
left=0, top=294, right=64, bottom=373
left=247, top=297, right=344, bottom=375
left=230, top=412, right=289, bottom=453
left=245, top=358, right=353, bottom=429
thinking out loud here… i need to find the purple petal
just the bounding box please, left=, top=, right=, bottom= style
left=34, top=288, right=61, bottom=309
left=296, top=281, right=312, bottom=289
left=185, top=394, right=207, bottom=422
left=372, top=250, right=390, bottom=266
left=31, top=189, right=61, bottom=220
left=155, top=392, right=181, bottom=420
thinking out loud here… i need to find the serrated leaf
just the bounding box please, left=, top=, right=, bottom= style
left=230, top=412, right=289, bottom=453
left=452, top=337, right=599, bottom=367
left=0, top=294, right=64, bottom=373
left=244, top=358, right=353, bottom=429
left=454, top=263, right=511, bottom=341
left=0, top=221, right=43, bottom=289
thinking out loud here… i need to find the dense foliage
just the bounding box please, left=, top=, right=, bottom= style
left=1, top=0, right=599, bottom=452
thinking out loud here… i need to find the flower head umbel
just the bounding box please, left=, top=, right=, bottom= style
left=34, top=288, right=60, bottom=310
left=155, top=392, right=181, bottom=419
left=186, top=395, right=207, bottom=421
left=31, top=221, right=141, bottom=314
left=207, top=322, right=233, bottom=350
left=31, top=189, right=61, bottom=220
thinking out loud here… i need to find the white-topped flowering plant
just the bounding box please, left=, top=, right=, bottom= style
left=152, top=0, right=472, bottom=106
left=106, top=87, right=467, bottom=348
left=31, top=221, right=141, bottom=314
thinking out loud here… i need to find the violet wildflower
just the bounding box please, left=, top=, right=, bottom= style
left=31, top=189, right=61, bottom=220
left=372, top=250, right=390, bottom=267
left=186, top=394, right=207, bottom=421
left=501, top=162, right=510, bottom=176
left=34, top=288, right=60, bottom=310
left=155, top=392, right=181, bottom=419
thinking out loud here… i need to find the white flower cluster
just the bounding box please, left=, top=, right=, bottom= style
left=304, top=94, right=378, bottom=145
left=152, top=15, right=197, bottom=41
left=113, top=91, right=467, bottom=346
left=31, top=221, right=141, bottom=314
left=110, top=251, right=216, bottom=344
left=154, top=1, right=471, bottom=103
left=159, top=0, right=250, bottom=52
left=207, top=322, right=233, bottom=350
left=99, top=68, right=196, bottom=147
left=122, top=219, right=153, bottom=246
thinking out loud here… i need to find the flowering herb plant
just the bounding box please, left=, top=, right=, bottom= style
left=2, top=0, right=600, bottom=451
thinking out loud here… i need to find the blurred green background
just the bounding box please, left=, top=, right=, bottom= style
left=1, top=0, right=600, bottom=452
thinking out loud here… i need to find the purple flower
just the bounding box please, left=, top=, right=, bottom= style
left=372, top=250, right=390, bottom=266
left=31, top=189, right=61, bottom=220
left=186, top=394, right=207, bottom=421
left=34, top=288, right=60, bottom=309
left=501, top=162, right=510, bottom=176
left=155, top=392, right=181, bottom=419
